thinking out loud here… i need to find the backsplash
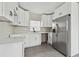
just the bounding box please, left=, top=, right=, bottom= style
left=40, top=27, right=52, bottom=32
left=13, top=26, right=30, bottom=34
left=0, top=22, right=13, bottom=39
left=0, top=22, right=30, bottom=40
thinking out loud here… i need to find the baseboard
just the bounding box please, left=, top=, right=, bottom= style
left=73, top=53, right=79, bottom=57
left=72, top=53, right=79, bottom=57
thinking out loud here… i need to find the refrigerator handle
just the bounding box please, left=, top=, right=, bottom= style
left=56, top=24, right=59, bottom=34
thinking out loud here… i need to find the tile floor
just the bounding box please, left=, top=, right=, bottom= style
left=24, top=43, right=65, bottom=57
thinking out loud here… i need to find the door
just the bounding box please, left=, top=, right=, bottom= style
left=53, top=14, right=70, bottom=56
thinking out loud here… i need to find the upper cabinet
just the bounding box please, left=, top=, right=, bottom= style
left=53, top=3, right=71, bottom=20
left=16, top=7, right=30, bottom=26
left=41, top=15, right=52, bottom=27
left=0, top=2, right=30, bottom=26
left=0, top=2, right=2, bottom=16
left=10, top=5, right=30, bottom=27
left=0, top=2, right=17, bottom=22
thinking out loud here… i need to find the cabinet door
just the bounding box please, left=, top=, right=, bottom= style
left=41, top=15, right=52, bottom=27
left=24, top=11, right=30, bottom=26
left=29, top=34, right=38, bottom=47
left=0, top=2, right=2, bottom=16
left=48, top=32, right=52, bottom=45
left=18, top=8, right=24, bottom=25
left=3, top=2, right=18, bottom=22
left=20, top=11, right=25, bottom=25
left=0, top=43, right=23, bottom=57
left=43, top=15, right=48, bottom=27
left=24, top=34, right=37, bottom=48
left=57, top=3, right=71, bottom=18
left=34, top=34, right=41, bottom=45
left=41, top=20, right=43, bottom=27
left=53, top=3, right=71, bottom=20
left=18, top=8, right=30, bottom=26
left=47, top=15, right=52, bottom=27
left=41, top=15, right=46, bottom=27
left=25, top=33, right=41, bottom=48
left=24, top=35, right=30, bottom=48
left=52, top=33, right=57, bottom=45
left=29, top=34, right=36, bottom=47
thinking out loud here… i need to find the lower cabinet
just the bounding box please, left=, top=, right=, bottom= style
left=24, top=33, right=41, bottom=48
left=48, top=32, right=52, bottom=45
left=0, top=42, right=24, bottom=57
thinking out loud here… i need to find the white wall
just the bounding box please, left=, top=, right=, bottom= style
left=71, top=2, right=79, bottom=56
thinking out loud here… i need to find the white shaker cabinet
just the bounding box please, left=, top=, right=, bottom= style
left=41, top=15, right=47, bottom=27
left=17, top=7, right=25, bottom=25
left=29, top=33, right=41, bottom=47
left=0, top=2, right=18, bottom=22
left=47, top=15, right=52, bottom=27
left=24, top=11, right=30, bottom=26
left=3, top=2, right=18, bottom=22
left=14, top=7, right=30, bottom=26
left=24, top=33, right=41, bottom=48
left=53, top=3, right=71, bottom=20
left=21, top=11, right=30, bottom=26
left=0, top=2, right=30, bottom=26
left=48, top=32, right=57, bottom=45
left=48, top=32, right=52, bottom=45
left=0, top=2, right=2, bottom=16
left=0, top=42, right=24, bottom=57
left=41, top=15, right=52, bottom=27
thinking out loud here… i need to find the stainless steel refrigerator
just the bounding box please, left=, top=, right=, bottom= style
left=52, top=14, right=70, bottom=56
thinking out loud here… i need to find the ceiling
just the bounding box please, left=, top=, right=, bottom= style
left=19, top=2, right=64, bottom=14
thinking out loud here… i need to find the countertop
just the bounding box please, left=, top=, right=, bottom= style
left=0, top=31, right=51, bottom=45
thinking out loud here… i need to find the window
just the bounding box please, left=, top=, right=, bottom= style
left=30, top=21, right=40, bottom=31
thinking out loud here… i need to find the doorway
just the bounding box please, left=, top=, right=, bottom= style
left=41, top=33, right=48, bottom=44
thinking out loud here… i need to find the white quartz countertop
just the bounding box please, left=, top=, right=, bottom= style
left=0, top=38, right=25, bottom=44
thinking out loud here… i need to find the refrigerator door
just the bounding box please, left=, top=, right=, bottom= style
left=52, top=23, right=58, bottom=50
left=52, top=33, right=58, bottom=50
left=53, top=14, right=70, bottom=56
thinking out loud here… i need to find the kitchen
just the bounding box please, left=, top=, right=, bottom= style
left=0, top=2, right=79, bottom=57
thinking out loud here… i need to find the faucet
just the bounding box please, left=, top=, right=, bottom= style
left=33, top=27, right=35, bottom=32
